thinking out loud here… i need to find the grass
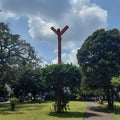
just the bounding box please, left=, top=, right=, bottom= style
left=114, top=102, right=120, bottom=120
left=100, top=101, right=120, bottom=120
left=0, top=101, right=87, bottom=120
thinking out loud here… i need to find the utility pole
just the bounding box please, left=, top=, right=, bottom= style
left=51, top=25, right=69, bottom=113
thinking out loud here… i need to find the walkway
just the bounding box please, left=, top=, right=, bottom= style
left=84, top=102, right=116, bottom=120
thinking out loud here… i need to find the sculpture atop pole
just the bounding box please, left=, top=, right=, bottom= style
left=51, top=25, right=69, bottom=64
left=51, top=25, right=69, bottom=113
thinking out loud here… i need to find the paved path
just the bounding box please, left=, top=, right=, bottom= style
left=84, top=102, right=116, bottom=120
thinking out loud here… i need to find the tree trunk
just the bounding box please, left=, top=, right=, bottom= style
left=108, top=98, right=114, bottom=110
left=11, top=104, right=15, bottom=111
left=56, top=79, right=62, bottom=113
left=105, top=88, right=114, bottom=110
left=113, top=89, right=120, bottom=102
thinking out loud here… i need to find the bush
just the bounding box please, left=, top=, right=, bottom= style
left=10, top=98, right=19, bottom=111
left=76, top=94, right=81, bottom=101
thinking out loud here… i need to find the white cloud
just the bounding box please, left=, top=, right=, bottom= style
left=63, top=49, right=78, bottom=65
left=1, top=0, right=108, bottom=64
left=52, top=48, right=78, bottom=65
left=1, top=0, right=107, bottom=42
left=62, top=41, right=77, bottom=50
left=28, top=17, right=58, bottom=40
left=51, top=58, right=58, bottom=64
left=1, top=0, right=71, bottom=20
left=40, top=59, right=48, bottom=67
left=79, top=5, right=107, bottom=24
left=27, top=0, right=107, bottom=49
left=0, top=11, right=18, bottom=19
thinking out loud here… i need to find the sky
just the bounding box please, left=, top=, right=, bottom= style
left=0, top=0, right=120, bottom=66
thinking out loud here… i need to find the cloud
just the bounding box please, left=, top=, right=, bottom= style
left=0, top=11, right=18, bottom=19
left=27, top=0, right=107, bottom=47
left=1, top=0, right=107, bottom=64
left=1, top=0, right=71, bottom=20
left=1, top=0, right=107, bottom=40
left=62, top=41, right=77, bottom=50
left=40, top=59, right=48, bottom=67
left=28, top=17, right=57, bottom=40
left=52, top=48, right=78, bottom=65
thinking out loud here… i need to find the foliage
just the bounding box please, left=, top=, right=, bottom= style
left=41, top=64, right=82, bottom=112
left=0, top=22, right=40, bottom=97
left=41, top=64, right=82, bottom=96
left=76, top=94, right=81, bottom=100
left=10, top=97, right=19, bottom=105
left=10, top=97, right=19, bottom=111
left=77, top=28, right=120, bottom=109
left=53, top=100, right=70, bottom=113
left=41, top=64, right=82, bottom=93
left=111, top=76, right=120, bottom=87
left=111, top=76, right=120, bottom=102
left=14, top=67, right=42, bottom=99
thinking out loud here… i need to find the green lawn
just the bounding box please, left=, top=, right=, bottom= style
left=0, top=101, right=87, bottom=120
left=112, top=102, right=120, bottom=120
left=100, top=101, right=120, bottom=120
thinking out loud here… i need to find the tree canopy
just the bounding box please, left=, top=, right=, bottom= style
left=77, top=28, right=120, bottom=109
left=0, top=22, right=40, bottom=97
left=41, top=64, right=82, bottom=112
left=41, top=64, right=82, bottom=94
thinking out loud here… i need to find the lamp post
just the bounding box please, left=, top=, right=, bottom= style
left=51, top=25, right=69, bottom=113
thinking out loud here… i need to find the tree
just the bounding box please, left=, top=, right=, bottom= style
left=41, top=64, right=82, bottom=112
left=77, top=29, right=120, bottom=109
left=14, top=67, right=42, bottom=100
left=0, top=22, right=40, bottom=97
left=111, top=76, right=120, bottom=101
left=111, top=76, right=120, bottom=87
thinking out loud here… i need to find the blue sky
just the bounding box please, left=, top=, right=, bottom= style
left=0, top=0, right=120, bottom=66
left=91, top=0, right=120, bottom=29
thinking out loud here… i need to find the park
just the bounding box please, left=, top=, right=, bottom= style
left=0, top=21, right=120, bottom=120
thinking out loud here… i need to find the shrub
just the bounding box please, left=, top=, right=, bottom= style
left=10, top=98, right=19, bottom=111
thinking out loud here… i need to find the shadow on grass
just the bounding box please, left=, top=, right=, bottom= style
left=17, top=101, right=51, bottom=109
left=0, top=111, right=24, bottom=115
left=49, top=111, right=85, bottom=118
left=107, top=107, right=120, bottom=115
left=0, top=106, right=24, bottom=115
left=0, top=103, right=9, bottom=108
left=84, top=112, right=102, bottom=118
left=89, top=106, right=106, bottom=112
left=0, top=102, right=46, bottom=115
left=100, top=104, right=120, bottom=115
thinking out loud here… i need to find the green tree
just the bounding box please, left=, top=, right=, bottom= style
left=111, top=76, right=120, bottom=87
left=111, top=76, right=120, bottom=101
left=41, top=64, right=82, bottom=112
left=77, top=29, right=120, bottom=109
left=0, top=22, right=40, bottom=97
left=14, top=68, right=42, bottom=100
